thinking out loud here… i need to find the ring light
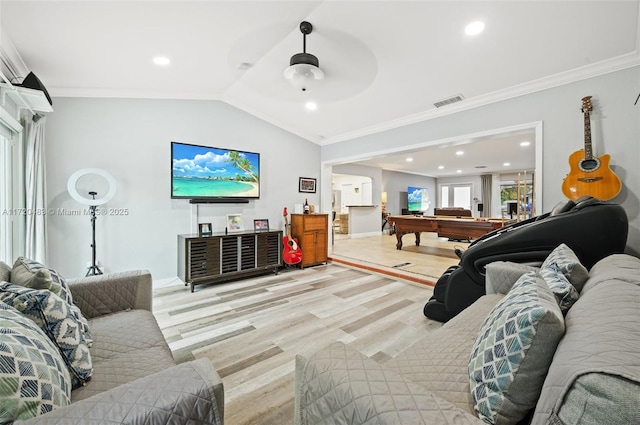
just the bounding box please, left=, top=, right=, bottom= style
left=67, top=168, right=117, bottom=206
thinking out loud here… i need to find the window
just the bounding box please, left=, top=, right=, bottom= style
left=440, top=186, right=449, bottom=209
left=439, top=183, right=473, bottom=210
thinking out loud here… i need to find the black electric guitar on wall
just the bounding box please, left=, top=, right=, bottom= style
left=561, top=96, right=621, bottom=201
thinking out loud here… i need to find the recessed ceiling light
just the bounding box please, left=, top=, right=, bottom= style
left=456, top=150, right=464, bottom=156
left=503, top=162, right=511, bottom=166
left=153, top=56, right=170, bottom=66
left=520, top=141, right=531, bottom=147
left=438, top=165, right=445, bottom=170
left=406, top=157, right=414, bottom=162
left=305, top=101, right=318, bottom=111
left=456, top=169, right=462, bottom=173
left=465, top=21, right=485, bottom=36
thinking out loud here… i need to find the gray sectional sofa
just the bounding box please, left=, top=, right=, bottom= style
left=295, top=251, right=640, bottom=425
left=0, top=260, right=224, bottom=424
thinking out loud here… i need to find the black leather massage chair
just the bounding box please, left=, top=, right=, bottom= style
left=423, top=196, right=628, bottom=322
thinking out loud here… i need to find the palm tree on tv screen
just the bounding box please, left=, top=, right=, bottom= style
left=227, top=151, right=258, bottom=182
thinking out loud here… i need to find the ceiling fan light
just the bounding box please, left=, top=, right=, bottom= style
left=283, top=63, right=325, bottom=92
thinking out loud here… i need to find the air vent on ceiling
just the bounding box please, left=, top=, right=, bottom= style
left=434, top=94, right=465, bottom=108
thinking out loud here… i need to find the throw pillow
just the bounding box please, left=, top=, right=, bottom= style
left=11, top=257, right=71, bottom=302
left=10, top=257, right=54, bottom=291
left=10, top=257, right=93, bottom=347
left=540, top=244, right=589, bottom=292
left=539, top=263, right=580, bottom=313
left=0, top=261, right=10, bottom=282
left=469, top=271, right=565, bottom=425
left=0, top=282, right=93, bottom=389
left=0, top=302, right=71, bottom=422
left=485, top=261, right=538, bottom=295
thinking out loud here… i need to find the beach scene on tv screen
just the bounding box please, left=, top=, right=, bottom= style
left=408, top=187, right=430, bottom=211
left=172, top=143, right=260, bottom=198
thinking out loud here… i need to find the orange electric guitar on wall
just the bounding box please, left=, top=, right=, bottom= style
left=282, top=207, right=302, bottom=265
left=561, top=96, right=621, bottom=201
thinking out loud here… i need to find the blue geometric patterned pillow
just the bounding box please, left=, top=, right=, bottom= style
left=10, top=257, right=93, bottom=347
left=0, top=282, right=93, bottom=389
left=540, top=244, right=589, bottom=292
left=469, top=271, right=565, bottom=425
left=539, top=263, right=580, bottom=313
left=0, top=302, right=71, bottom=422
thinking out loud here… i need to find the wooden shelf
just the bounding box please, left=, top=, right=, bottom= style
left=291, top=214, right=328, bottom=268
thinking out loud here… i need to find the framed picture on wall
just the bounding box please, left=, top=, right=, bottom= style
left=198, top=223, right=212, bottom=237
left=226, top=214, right=244, bottom=232
left=253, top=219, right=269, bottom=232
left=299, top=177, right=316, bottom=193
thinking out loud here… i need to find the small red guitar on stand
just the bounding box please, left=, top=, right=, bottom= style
left=282, top=207, right=302, bottom=265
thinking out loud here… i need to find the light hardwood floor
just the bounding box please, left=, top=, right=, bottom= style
left=153, top=234, right=465, bottom=424
left=330, top=231, right=468, bottom=284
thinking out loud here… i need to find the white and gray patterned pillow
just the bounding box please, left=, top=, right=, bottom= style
left=469, top=271, right=565, bottom=425
left=0, top=302, right=71, bottom=422
left=0, top=282, right=93, bottom=389
left=10, top=257, right=93, bottom=347
left=540, top=244, right=589, bottom=292
left=539, top=263, right=580, bottom=313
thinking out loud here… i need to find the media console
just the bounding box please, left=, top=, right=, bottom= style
left=178, top=230, right=282, bottom=292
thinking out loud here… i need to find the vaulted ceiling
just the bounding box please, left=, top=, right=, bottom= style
left=1, top=1, right=638, bottom=177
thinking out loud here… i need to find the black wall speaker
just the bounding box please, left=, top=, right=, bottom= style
left=477, top=203, right=484, bottom=212
left=189, top=198, right=250, bottom=204
left=17, top=72, right=53, bottom=106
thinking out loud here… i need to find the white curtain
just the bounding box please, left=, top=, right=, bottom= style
left=24, top=115, right=47, bottom=263
left=481, top=174, right=492, bottom=218
left=0, top=135, right=12, bottom=263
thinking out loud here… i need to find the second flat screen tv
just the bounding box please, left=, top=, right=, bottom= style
left=171, top=141, right=260, bottom=200
left=408, top=186, right=430, bottom=212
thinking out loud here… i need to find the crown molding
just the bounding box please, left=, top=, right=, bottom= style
left=320, top=52, right=640, bottom=146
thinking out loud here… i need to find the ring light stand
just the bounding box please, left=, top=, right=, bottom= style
left=66, top=168, right=117, bottom=276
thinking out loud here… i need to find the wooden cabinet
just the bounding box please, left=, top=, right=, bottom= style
left=178, top=230, right=282, bottom=292
left=291, top=214, right=328, bottom=268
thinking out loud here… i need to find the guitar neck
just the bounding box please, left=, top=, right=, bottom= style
left=583, top=106, right=593, bottom=160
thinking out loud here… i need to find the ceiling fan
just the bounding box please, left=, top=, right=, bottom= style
left=283, top=21, right=324, bottom=92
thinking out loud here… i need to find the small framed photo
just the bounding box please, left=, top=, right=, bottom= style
left=299, top=177, right=316, bottom=193
left=253, top=219, right=269, bottom=232
left=226, top=214, right=244, bottom=232
left=198, top=222, right=212, bottom=237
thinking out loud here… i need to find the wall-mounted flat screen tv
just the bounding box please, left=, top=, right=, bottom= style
left=171, top=141, right=260, bottom=199
left=408, top=186, right=430, bottom=211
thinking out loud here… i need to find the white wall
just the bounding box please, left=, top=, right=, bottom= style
left=322, top=67, right=640, bottom=255
left=45, top=98, right=320, bottom=279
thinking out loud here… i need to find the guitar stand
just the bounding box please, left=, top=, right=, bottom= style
left=280, top=263, right=299, bottom=272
